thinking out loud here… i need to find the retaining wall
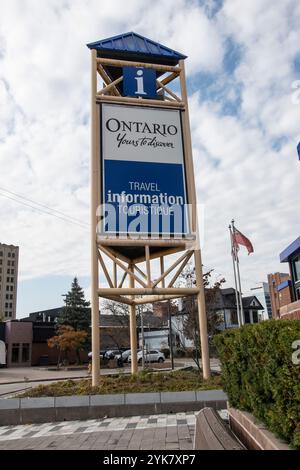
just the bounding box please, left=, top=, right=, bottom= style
left=0, top=389, right=227, bottom=425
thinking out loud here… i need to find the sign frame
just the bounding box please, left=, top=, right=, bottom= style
left=99, top=102, right=191, bottom=237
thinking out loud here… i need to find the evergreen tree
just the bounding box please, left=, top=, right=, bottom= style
left=58, top=278, right=91, bottom=333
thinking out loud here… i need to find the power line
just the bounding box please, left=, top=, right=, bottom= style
left=0, top=186, right=89, bottom=226
left=0, top=191, right=89, bottom=231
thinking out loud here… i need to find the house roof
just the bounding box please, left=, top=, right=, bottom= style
left=87, top=31, right=187, bottom=64
left=242, top=296, right=264, bottom=310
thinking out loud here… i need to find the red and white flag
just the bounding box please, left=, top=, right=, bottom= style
left=232, top=227, right=254, bottom=255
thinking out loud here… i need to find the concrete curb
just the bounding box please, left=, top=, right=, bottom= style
left=0, top=389, right=227, bottom=425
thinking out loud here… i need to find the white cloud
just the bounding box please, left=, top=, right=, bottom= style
left=0, top=0, right=300, bottom=314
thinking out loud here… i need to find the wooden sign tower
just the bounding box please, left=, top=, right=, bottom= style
left=87, top=32, right=211, bottom=385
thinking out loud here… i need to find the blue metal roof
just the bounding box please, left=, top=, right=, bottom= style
left=280, top=236, right=300, bottom=262
left=276, top=280, right=291, bottom=291
left=86, top=32, right=187, bottom=62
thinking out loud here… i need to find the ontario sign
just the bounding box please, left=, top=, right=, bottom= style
left=100, top=103, right=189, bottom=236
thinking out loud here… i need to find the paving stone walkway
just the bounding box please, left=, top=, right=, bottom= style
left=0, top=412, right=197, bottom=450
left=0, top=410, right=228, bottom=450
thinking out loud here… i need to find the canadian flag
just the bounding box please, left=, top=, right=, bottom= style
left=232, top=227, right=254, bottom=255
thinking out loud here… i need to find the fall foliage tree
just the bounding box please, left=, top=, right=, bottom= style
left=48, top=325, right=87, bottom=368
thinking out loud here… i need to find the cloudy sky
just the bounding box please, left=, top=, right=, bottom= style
left=0, top=0, right=300, bottom=316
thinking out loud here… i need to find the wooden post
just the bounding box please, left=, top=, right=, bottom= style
left=194, top=249, right=211, bottom=380
left=129, top=263, right=138, bottom=374
left=179, top=59, right=211, bottom=380
left=91, top=49, right=100, bottom=386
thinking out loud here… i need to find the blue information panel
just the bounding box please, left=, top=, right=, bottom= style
left=123, top=66, right=157, bottom=99
left=100, top=103, right=189, bottom=236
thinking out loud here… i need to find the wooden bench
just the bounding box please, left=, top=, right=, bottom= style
left=193, top=407, right=245, bottom=450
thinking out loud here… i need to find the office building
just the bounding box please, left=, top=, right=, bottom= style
left=0, top=243, right=19, bottom=320
left=278, top=237, right=300, bottom=320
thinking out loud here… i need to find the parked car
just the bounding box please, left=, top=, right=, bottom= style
left=114, top=349, right=131, bottom=363
left=88, top=350, right=108, bottom=359
left=128, top=349, right=165, bottom=364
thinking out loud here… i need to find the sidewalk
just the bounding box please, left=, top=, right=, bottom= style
left=0, top=412, right=196, bottom=450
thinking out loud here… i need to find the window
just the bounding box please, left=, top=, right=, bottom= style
left=8, top=253, right=11, bottom=258
left=0, top=251, right=3, bottom=256
left=11, top=269, right=14, bottom=275
left=293, top=256, right=300, bottom=282
left=10, top=286, right=13, bottom=291
left=12, top=253, right=15, bottom=258
left=11, top=261, right=15, bottom=266
left=12, top=344, right=20, bottom=363
left=7, top=260, right=10, bottom=266
left=252, top=311, right=258, bottom=323
left=244, top=310, right=250, bottom=323
left=22, top=344, right=30, bottom=363
left=7, top=269, right=10, bottom=274
left=231, top=310, right=238, bottom=325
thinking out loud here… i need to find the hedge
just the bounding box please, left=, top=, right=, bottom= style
left=214, top=320, right=300, bottom=449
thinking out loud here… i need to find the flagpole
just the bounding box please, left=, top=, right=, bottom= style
left=232, top=220, right=244, bottom=325
left=229, top=224, right=241, bottom=327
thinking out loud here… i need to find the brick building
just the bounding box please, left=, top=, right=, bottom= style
left=268, top=272, right=292, bottom=319
left=4, top=320, right=32, bottom=367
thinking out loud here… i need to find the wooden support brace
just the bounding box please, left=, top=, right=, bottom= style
left=167, top=250, right=193, bottom=287
left=156, top=79, right=181, bottom=102
left=134, top=264, right=147, bottom=280
left=100, top=294, right=133, bottom=306
left=97, top=249, right=114, bottom=288
left=99, top=245, right=147, bottom=288
left=96, top=94, right=184, bottom=109
left=97, top=57, right=181, bottom=73
left=97, top=65, right=121, bottom=96
left=98, top=287, right=199, bottom=296
left=145, top=245, right=151, bottom=287
left=152, top=250, right=193, bottom=288
left=118, top=269, right=127, bottom=288
left=97, top=76, right=123, bottom=96
left=134, top=293, right=194, bottom=305
left=160, top=71, right=180, bottom=87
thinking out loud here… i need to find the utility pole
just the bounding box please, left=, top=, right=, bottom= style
left=168, top=300, right=174, bottom=370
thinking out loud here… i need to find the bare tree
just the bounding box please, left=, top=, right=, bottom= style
left=172, top=264, right=225, bottom=370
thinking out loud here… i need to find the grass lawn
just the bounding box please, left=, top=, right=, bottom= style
left=20, top=369, right=222, bottom=397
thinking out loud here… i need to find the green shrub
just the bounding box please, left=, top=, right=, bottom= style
left=214, top=320, right=300, bottom=449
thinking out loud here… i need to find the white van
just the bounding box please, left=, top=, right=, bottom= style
left=0, top=340, right=6, bottom=365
